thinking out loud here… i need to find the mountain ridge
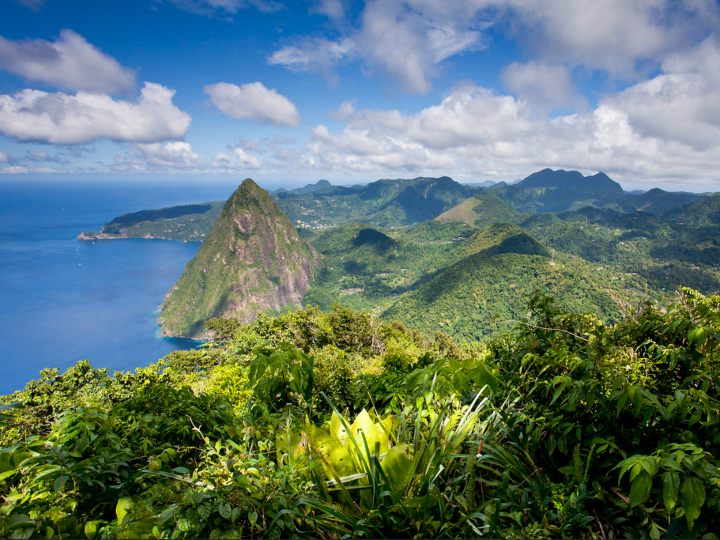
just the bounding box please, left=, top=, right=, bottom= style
left=159, top=179, right=319, bottom=338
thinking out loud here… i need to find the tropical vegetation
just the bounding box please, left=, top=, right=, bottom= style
left=2, top=289, right=719, bottom=538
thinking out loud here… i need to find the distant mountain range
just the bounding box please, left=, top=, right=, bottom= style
left=79, top=169, right=710, bottom=239
left=77, top=169, right=720, bottom=339
left=274, top=175, right=480, bottom=228
left=490, top=168, right=704, bottom=214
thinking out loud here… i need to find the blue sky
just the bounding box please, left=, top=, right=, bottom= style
left=0, top=0, right=719, bottom=190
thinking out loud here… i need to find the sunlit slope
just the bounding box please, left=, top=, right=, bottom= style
left=160, top=179, right=319, bottom=337
left=434, top=192, right=524, bottom=227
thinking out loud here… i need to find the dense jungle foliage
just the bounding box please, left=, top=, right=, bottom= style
left=2, top=289, right=720, bottom=538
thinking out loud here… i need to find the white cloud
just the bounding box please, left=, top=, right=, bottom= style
left=604, top=38, right=720, bottom=151
left=0, top=82, right=191, bottom=144
left=313, top=0, right=345, bottom=21
left=303, top=78, right=720, bottom=189
left=0, top=165, right=29, bottom=174
left=500, top=0, right=720, bottom=77
left=271, top=0, right=719, bottom=93
left=0, top=30, right=135, bottom=93
left=204, top=81, right=300, bottom=126
left=212, top=146, right=262, bottom=169
left=356, top=0, right=483, bottom=93
left=0, top=150, right=7, bottom=162
left=137, top=141, right=200, bottom=168
left=270, top=0, right=488, bottom=93
left=111, top=142, right=200, bottom=172
left=502, top=61, right=585, bottom=110
left=268, top=38, right=353, bottom=77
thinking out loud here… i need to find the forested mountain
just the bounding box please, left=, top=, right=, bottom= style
left=78, top=201, right=224, bottom=242
left=276, top=175, right=480, bottom=227
left=76, top=171, right=718, bottom=341
left=434, top=192, right=524, bottom=227
left=490, top=168, right=703, bottom=214
left=305, top=222, right=653, bottom=339
left=159, top=180, right=319, bottom=338
left=78, top=169, right=709, bottom=239
left=3, top=170, right=720, bottom=539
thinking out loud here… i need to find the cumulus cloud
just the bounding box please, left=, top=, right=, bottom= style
left=136, top=141, right=200, bottom=168
left=204, top=82, right=299, bottom=126
left=603, top=38, right=720, bottom=150
left=271, top=0, right=489, bottom=93
left=0, top=150, right=8, bottom=162
left=0, top=30, right=135, bottom=93
left=271, top=0, right=719, bottom=93
left=0, top=82, right=191, bottom=144
left=502, top=61, right=585, bottom=110
left=501, top=0, right=720, bottom=77
left=212, top=146, right=262, bottom=169
left=111, top=141, right=200, bottom=172
left=303, top=75, right=720, bottom=189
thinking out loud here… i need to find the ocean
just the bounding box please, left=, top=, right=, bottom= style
left=0, top=179, right=238, bottom=394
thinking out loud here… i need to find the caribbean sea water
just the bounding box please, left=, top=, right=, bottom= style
left=0, top=179, right=236, bottom=394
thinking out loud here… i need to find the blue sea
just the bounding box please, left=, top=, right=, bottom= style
left=0, top=180, right=238, bottom=394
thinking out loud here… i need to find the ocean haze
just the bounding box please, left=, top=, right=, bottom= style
left=0, top=180, right=236, bottom=394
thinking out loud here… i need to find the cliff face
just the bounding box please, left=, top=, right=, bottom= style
left=160, top=179, right=319, bottom=337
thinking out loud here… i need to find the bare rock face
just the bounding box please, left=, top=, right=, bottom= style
left=160, top=179, right=320, bottom=337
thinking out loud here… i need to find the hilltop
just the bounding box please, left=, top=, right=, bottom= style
left=75, top=170, right=719, bottom=340
left=159, top=179, right=319, bottom=338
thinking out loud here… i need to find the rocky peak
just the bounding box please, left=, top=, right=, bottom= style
left=160, top=179, right=320, bottom=337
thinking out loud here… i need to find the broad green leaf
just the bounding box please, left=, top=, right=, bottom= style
left=662, top=471, right=680, bottom=511
left=380, top=444, right=412, bottom=493
left=84, top=521, right=99, bottom=539
left=53, top=475, right=69, bottom=493
left=116, top=497, right=135, bottom=525
left=629, top=470, right=652, bottom=507
left=329, top=411, right=348, bottom=444
left=687, top=327, right=707, bottom=346
left=218, top=502, right=232, bottom=520
left=679, top=477, right=705, bottom=529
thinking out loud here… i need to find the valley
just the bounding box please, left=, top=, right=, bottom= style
left=77, top=169, right=720, bottom=341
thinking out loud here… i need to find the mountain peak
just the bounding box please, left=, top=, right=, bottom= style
left=234, top=178, right=269, bottom=199
left=160, top=180, right=319, bottom=337
left=518, top=168, right=622, bottom=193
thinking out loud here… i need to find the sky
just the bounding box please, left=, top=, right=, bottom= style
left=0, top=0, right=719, bottom=191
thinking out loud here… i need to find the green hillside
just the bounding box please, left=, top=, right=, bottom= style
left=160, top=179, right=319, bottom=337
left=277, top=175, right=480, bottom=227
left=78, top=201, right=224, bottom=242
left=524, top=207, right=720, bottom=294
left=434, top=192, right=524, bottom=227
left=3, top=291, right=720, bottom=539
left=382, top=227, right=652, bottom=339
left=305, top=222, right=655, bottom=339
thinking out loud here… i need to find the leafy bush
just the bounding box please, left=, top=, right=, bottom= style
left=2, top=294, right=720, bottom=538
